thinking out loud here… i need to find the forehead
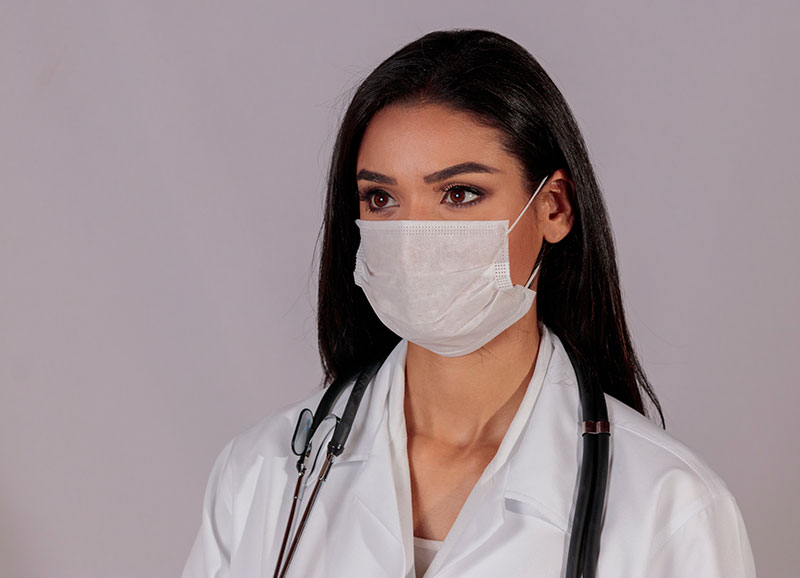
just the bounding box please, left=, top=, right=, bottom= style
left=356, top=103, right=515, bottom=176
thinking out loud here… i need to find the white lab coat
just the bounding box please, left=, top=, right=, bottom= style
left=182, top=325, right=757, bottom=577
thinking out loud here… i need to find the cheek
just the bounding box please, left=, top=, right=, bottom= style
left=507, top=222, right=540, bottom=285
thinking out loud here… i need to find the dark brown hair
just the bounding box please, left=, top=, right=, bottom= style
left=315, top=28, right=664, bottom=426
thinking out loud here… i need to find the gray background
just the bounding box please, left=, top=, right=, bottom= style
left=1, top=1, right=797, bottom=577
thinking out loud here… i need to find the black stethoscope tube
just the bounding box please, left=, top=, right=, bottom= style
left=565, top=344, right=611, bottom=578
left=583, top=433, right=610, bottom=577
left=272, top=460, right=307, bottom=578
left=277, top=452, right=334, bottom=578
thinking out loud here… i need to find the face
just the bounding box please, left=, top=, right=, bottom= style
left=355, top=103, right=572, bottom=287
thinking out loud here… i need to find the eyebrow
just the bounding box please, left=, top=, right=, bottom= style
left=356, top=162, right=501, bottom=185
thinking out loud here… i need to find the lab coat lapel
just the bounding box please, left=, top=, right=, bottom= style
left=325, top=341, right=410, bottom=577
left=503, top=332, right=583, bottom=534
left=431, top=329, right=583, bottom=576
left=428, top=468, right=508, bottom=576
left=344, top=426, right=407, bottom=575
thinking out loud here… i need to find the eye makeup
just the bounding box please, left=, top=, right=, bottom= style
left=357, top=183, right=487, bottom=213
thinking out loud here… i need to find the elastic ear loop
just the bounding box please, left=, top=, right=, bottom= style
left=524, top=261, right=541, bottom=289
left=507, top=174, right=551, bottom=234
left=507, top=174, right=551, bottom=289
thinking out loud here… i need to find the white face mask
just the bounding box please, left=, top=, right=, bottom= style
left=353, top=174, right=550, bottom=357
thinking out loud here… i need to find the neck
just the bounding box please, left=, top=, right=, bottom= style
left=403, top=307, right=542, bottom=448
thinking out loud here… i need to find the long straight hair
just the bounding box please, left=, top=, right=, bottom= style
left=316, top=28, right=664, bottom=426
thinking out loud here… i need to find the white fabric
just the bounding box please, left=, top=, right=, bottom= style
left=352, top=175, right=548, bottom=358
left=181, top=324, right=757, bottom=578
left=413, top=537, right=443, bottom=578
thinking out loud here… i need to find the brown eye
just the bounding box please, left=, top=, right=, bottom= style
left=360, top=189, right=398, bottom=212
left=450, top=189, right=466, bottom=203
left=371, top=192, right=390, bottom=208
left=443, top=186, right=482, bottom=206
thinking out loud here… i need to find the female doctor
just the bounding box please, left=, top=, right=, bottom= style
left=182, top=29, right=756, bottom=578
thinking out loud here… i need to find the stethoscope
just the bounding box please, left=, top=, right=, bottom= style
left=273, top=345, right=610, bottom=578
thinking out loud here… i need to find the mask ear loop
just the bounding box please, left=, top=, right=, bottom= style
left=507, top=174, right=551, bottom=289
left=524, top=261, right=541, bottom=289
left=507, top=174, right=551, bottom=234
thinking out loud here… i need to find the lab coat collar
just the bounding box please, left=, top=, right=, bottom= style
left=326, top=324, right=582, bottom=573
left=327, top=336, right=408, bottom=464
left=502, top=327, right=583, bottom=534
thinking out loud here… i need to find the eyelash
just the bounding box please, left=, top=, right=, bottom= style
left=357, top=183, right=485, bottom=213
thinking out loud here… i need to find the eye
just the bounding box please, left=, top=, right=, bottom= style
left=442, top=185, right=483, bottom=207
left=359, top=188, right=398, bottom=212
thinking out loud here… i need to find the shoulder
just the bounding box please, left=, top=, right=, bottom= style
left=606, top=395, right=732, bottom=499
left=601, top=394, right=748, bottom=553
left=546, top=330, right=734, bottom=506
left=208, top=348, right=400, bottom=490
left=601, top=397, right=755, bottom=573
left=544, top=333, right=752, bottom=570
left=543, top=370, right=737, bottom=523
left=217, top=387, right=332, bottom=479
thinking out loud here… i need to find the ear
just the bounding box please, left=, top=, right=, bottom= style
left=538, top=168, right=575, bottom=244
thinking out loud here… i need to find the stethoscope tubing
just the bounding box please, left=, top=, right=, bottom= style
left=272, top=459, right=308, bottom=578
left=566, top=429, right=611, bottom=578
left=276, top=452, right=335, bottom=578
left=584, top=433, right=610, bottom=577
left=564, top=343, right=611, bottom=578
left=273, top=363, right=378, bottom=578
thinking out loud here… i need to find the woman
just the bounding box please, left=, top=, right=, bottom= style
left=182, top=29, right=756, bottom=577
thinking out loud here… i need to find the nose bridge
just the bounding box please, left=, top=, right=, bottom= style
left=400, top=188, right=440, bottom=220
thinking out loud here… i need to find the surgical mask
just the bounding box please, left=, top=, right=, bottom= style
left=353, top=174, right=550, bottom=357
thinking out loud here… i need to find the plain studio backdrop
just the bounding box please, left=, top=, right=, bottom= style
left=1, top=1, right=798, bottom=577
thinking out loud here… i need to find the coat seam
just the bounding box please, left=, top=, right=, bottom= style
left=645, top=492, right=735, bottom=562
